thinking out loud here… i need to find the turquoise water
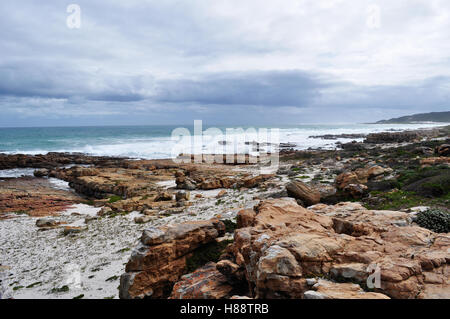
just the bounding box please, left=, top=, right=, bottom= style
left=0, top=123, right=445, bottom=159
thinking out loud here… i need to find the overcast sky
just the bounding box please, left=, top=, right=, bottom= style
left=1, top=0, right=449, bottom=127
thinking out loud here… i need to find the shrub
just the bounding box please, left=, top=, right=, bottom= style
left=415, top=209, right=450, bottom=233
left=222, top=219, right=237, bottom=233
left=108, top=195, right=122, bottom=203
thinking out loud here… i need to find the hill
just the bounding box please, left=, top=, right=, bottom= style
left=375, top=111, right=450, bottom=124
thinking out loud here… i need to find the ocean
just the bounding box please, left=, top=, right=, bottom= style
left=0, top=123, right=446, bottom=160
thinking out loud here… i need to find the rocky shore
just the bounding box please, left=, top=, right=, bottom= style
left=0, top=125, right=449, bottom=299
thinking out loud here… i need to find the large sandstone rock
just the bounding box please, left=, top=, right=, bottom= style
left=119, top=219, right=225, bottom=299
left=286, top=180, right=321, bottom=207
left=169, top=262, right=233, bottom=299
left=335, top=166, right=392, bottom=198
left=304, top=279, right=389, bottom=299
left=435, top=144, right=450, bottom=156
left=420, top=157, right=450, bottom=167
left=221, top=199, right=449, bottom=299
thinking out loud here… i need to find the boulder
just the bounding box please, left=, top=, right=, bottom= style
left=119, top=219, right=225, bottom=299
left=169, top=262, right=233, bottom=299
left=154, top=191, right=173, bottom=201
left=62, top=226, right=83, bottom=236
left=134, top=215, right=153, bottom=224
left=33, top=169, right=49, bottom=178
left=35, top=218, right=57, bottom=228
left=216, top=190, right=227, bottom=198
left=175, top=191, right=190, bottom=202
left=97, top=207, right=112, bottom=216
left=342, top=183, right=368, bottom=199
left=286, top=180, right=320, bottom=207
left=420, top=157, right=450, bottom=167
left=435, top=144, right=450, bottom=156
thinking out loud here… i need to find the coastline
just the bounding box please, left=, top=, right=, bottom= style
left=0, top=125, right=449, bottom=299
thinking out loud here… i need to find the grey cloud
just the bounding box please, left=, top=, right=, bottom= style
left=154, top=71, right=332, bottom=107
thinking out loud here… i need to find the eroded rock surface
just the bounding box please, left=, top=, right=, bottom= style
left=169, top=262, right=234, bottom=299
left=219, top=199, right=449, bottom=299
left=119, top=219, right=225, bottom=299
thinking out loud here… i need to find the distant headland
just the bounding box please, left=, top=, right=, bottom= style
left=374, top=111, right=450, bottom=124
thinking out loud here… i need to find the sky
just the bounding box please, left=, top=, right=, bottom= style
left=0, top=0, right=449, bottom=127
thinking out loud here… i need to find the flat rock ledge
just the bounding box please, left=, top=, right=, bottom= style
left=119, top=219, right=225, bottom=299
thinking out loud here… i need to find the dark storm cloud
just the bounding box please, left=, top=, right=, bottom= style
left=154, top=71, right=331, bottom=107
left=0, top=62, right=148, bottom=102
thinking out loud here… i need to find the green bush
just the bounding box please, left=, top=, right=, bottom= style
left=108, top=195, right=122, bottom=203
left=415, top=209, right=450, bottom=233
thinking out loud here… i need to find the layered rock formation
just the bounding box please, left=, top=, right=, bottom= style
left=335, top=165, right=392, bottom=198
left=0, top=177, right=82, bottom=218
left=119, top=219, right=225, bottom=299
left=169, top=262, right=234, bottom=299
left=175, top=167, right=274, bottom=191
left=285, top=180, right=321, bottom=206
left=0, top=152, right=124, bottom=170
left=218, top=199, right=449, bottom=299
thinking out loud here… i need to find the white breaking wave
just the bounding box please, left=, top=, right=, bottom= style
left=1, top=123, right=447, bottom=159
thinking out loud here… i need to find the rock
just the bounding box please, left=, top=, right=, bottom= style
left=365, top=131, right=420, bottom=144
left=416, top=146, right=434, bottom=155
left=435, top=144, right=450, bottom=156
left=225, top=198, right=449, bottom=299
left=142, top=209, right=158, bottom=216
left=367, top=165, right=391, bottom=178
left=200, top=179, right=222, bottom=190
left=175, top=191, right=190, bottom=202
left=236, top=209, right=256, bottom=229
left=97, top=207, right=112, bottom=216
left=216, top=260, right=244, bottom=285
left=169, top=262, right=233, bottom=299
left=304, top=290, right=327, bottom=299
left=36, top=218, right=57, bottom=228
left=335, top=171, right=366, bottom=190
left=33, top=169, right=49, bottom=178
left=177, top=178, right=197, bottom=190
left=119, top=219, right=225, bottom=299
left=306, top=278, right=317, bottom=286
left=309, top=279, right=390, bottom=299
left=84, top=216, right=98, bottom=223
left=63, top=226, right=83, bottom=236
left=242, top=175, right=274, bottom=188
left=154, top=191, right=173, bottom=201
left=134, top=215, right=153, bottom=224
left=342, top=183, right=368, bottom=199
left=420, top=157, right=450, bottom=167
left=335, top=166, right=391, bottom=196
left=216, top=190, right=227, bottom=198
left=0, top=152, right=124, bottom=170
left=286, top=180, right=320, bottom=207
